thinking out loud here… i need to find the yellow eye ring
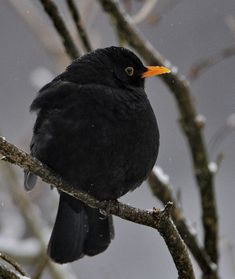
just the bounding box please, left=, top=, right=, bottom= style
left=125, top=67, right=134, bottom=76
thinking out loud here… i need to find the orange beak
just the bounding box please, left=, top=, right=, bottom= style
left=142, top=66, right=171, bottom=78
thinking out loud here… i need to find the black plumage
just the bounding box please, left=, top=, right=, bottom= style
left=25, top=46, right=169, bottom=263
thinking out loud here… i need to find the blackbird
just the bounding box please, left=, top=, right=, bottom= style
left=24, top=46, right=170, bottom=264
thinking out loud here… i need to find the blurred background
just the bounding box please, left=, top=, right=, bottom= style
left=0, top=0, right=235, bottom=278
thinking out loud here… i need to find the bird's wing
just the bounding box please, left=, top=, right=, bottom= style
left=25, top=80, right=80, bottom=191
left=24, top=80, right=121, bottom=191
left=30, top=80, right=79, bottom=112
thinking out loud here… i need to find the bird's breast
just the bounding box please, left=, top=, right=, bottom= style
left=34, top=85, right=159, bottom=200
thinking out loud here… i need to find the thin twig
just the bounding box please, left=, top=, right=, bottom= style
left=209, top=113, right=235, bottom=159
left=0, top=253, right=28, bottom=277
left=39, top=0, right=80, bottom=59
left=65, top=0, right=93, bottom=52
left=148, top=172, right=218, bottom=279
left=131, top=0, right=158, bottom=24
left=32, top=257, right=49, bottom=279
left=97, top=0, right=218, bottom=265
left=8, top=0, right=71, bottom=69
left=0, top=137, right=195, bottom=279
left=188, top=45, right=235, bottom=80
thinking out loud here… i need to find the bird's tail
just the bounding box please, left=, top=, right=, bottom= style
left=48, top=193, right=114, bottom=264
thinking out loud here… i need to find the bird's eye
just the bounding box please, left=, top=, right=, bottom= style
left=125, top=67, right=134, bottom=76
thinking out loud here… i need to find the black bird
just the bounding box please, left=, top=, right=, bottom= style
left=24, top=46, right=170, bottom=264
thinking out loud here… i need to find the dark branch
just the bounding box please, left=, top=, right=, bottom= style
left=148, top=172, right=218, bottom=278
left=39, top=0, right=80, bottom=59
left=32, top=257, right=49, bottom=279
left=0, top=137, right=195, bottom=279
left=65, top=0, right=93, bottom=52
left=97, top=0, right=218, bottom=264
left=188, top=45, right=235, bottom=80
left=155, top=203, right=195, bottom=279
left=0, top=253, right=28, bottom=277
left=0, top=263, right=29, bottom=279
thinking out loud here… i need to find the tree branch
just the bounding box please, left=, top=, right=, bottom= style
left=65, top=0, right=93, bottom=52
left=0, top=263, right=30, bottom=279
left=97, top=0, right=218, bottom=264
left=148, top=171, right=218, bottom=278
left=0, top=253, right=27, bottom=277
left=188, top=45, right=235, bottom=80
left=153, top=203, right=195, bottom=279
left=131, top=0, right=158, bottom=24
left=0, top=137, right=195, bottom=279
left=32, top=257, right=48, bottom=279
left=39, top=0, right=80, bottom=59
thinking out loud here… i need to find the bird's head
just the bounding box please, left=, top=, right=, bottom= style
left=63, top=46, right=170, bottom=89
